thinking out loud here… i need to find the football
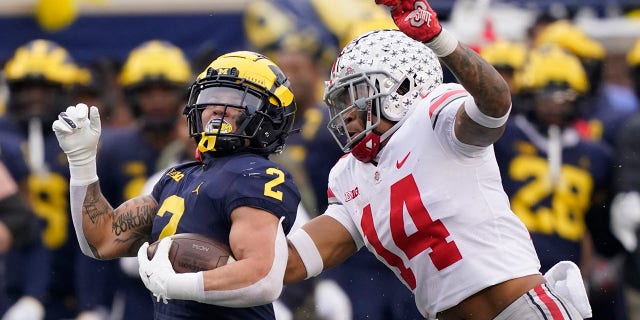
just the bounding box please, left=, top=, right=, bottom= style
left=147, top=233, right=234, bottom=273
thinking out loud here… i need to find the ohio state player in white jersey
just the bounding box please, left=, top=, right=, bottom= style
left=283, top=1, right=591, bottom=319
left=324, top=82, right=543, bottom=315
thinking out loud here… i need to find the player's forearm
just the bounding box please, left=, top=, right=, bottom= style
left=439, top=44, right=511, bottom=117
left=71, top=181, right=114, bottom=258
left=202, top=256, right=275, bottom=290
left=85, top=187, right=156, bottom=259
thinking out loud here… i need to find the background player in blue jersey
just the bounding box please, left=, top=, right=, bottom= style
left=0, top=39, right=116, bottom=320
left=495, top=44, right=611, bottom=271
left=53, top=51, right=300, bottom=319
left=494, top=44, right=625, bottom=319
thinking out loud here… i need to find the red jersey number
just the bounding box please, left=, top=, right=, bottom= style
left=360, top=175, right=462, bottom=289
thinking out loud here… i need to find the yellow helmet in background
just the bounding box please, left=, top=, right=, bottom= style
left=186, top=51, right=296, bottom=155
left=4, top=39, right=80, bottom=126
left=243, top=0, right=338, bottom=70
left=4, top=39, right=79, bottom=87
left=516, top=44, right=589, bottom=94
left=480, top=40, right=528, bottom=71
left=118, top=40, right=192, bottom=90
left=628, top=38, right=640, bottom=97
left=628, top=38, right=640, bottom=68
left=535, top=20, right=604, bottom=94
left=309, top=0, right=396, bottom=48
left=243, top=0, right=297, bottom=53
left=535, top=20, right=605, bottom=60
left=119, top=40, right=192, bottom=120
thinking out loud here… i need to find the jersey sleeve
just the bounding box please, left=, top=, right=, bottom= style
left=428, top=83, right=492, bottom=159
left=325, top=175, right=364, bottom=250
left=222, top=159, right=301, bottom=233
left=324, top=202, right=365, bottom=250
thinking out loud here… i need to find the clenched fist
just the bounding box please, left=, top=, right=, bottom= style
left=375, top=0, right=442, bottom=43
left=52, top=103, right=101, bottom=185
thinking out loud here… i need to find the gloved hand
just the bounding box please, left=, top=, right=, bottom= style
left=544, top=261, right=592, bottom=318
left=375, top=0, right=442, bottom=42
left=51, top=103, right=101, bottom=185
left=75, top=309, right=108, bottom=320
left=272, top=300, right=293, bottom=320
left=137, top=238, right=202, bottom=304
left=1, top=296, right=44, bottom=320
left=611, top=191, right=640, bottom=251
left=315, top=279, right=352, bottom=320
left=120, top=256, right=141, bottom=278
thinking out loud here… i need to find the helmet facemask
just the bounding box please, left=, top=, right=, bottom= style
left=325, top=72, right=384, bottom=153
left=185, top=51, right=296, bottom=157
left=186, top=73, right=293, bottom=156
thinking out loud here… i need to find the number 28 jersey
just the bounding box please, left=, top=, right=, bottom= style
left=324, top=84, right=541, bottom=316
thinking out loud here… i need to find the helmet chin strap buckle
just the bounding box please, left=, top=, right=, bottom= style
left=351, top=132, right=381, bottom=163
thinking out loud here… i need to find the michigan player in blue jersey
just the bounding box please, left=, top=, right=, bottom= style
left=53, top=51, right=300, bottom=319
left=494, top=45, right=614, bottom=273
left=0, top=39, right=116, bottom=320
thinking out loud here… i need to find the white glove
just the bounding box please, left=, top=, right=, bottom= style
left=314, top=279, right=352, bottom=320
left=137, top=238, right=202, bottom=304
left=120, top=256, right=141, bottom=278
left=272, top=300, right=293, bottom=320
left=75, top=309, right=108, bottom=320
left=2, top=296, right=44, bottom=320
left=543, top=261, right=592, bottom=318
left=51, top=103, right=101, bottom=186
left=611, top=191, right=640, bottom=252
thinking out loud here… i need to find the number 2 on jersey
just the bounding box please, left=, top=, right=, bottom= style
left=360, top=175, right=462, bottom=289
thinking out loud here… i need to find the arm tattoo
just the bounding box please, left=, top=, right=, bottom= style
left=113, top=196, right=156, bottom=256
left=441, top=45, right=511, bottom=117
left=82, top=183, right=156, bottom=257
left=84, top=183, right=112, bottom=225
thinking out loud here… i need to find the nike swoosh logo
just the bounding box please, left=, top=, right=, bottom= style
left=396, top=152, right=411, bottom=169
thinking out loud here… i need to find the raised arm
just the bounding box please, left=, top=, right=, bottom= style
left=441, top=44, right=511, bottom=146
left=79, top=182, right=156, bottom=258
left=376, top=0, right=512, bottom=146
left=53, top=103, right=155, bottom=259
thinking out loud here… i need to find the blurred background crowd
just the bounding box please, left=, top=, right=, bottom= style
left=0, top=0, right=640, bottom=319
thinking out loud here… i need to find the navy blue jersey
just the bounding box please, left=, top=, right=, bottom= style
left=494, top=115, right=612, bottom=272
left=0, top=116, right=82, bottom=318
left=150, top=153, right=300, bottom=319
left=98, top=127, right=163, bottom=204
left=0, top=130, right=29, bottom=182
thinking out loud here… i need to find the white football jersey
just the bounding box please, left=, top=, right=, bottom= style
left=325, top=83, right=541, bottom=317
